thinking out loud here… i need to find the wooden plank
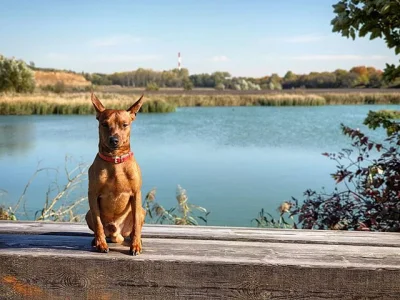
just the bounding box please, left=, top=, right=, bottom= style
left=2, top=221, right=400, bottom=299
left=2, top=220, right=400, bottom=247
left=1, top=232, right=400, bottom=299
left=2, top=234, right=400, bottom=268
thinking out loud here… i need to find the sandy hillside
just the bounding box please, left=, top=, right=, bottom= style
left=34, top=71, right=91, bottom=87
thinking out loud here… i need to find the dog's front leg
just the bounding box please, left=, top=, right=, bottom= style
left=129, top=190, right=143, bottom=256
left=89, top=190, right=109, bottom=253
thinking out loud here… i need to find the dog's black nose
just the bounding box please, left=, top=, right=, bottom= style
left=109, top=136, right=119, bottom=147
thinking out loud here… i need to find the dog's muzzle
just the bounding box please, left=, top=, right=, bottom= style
left=109, top=136, right=119, bottom=148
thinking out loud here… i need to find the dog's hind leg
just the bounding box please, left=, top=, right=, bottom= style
left=85, top=210, right=94, bottom=232
left=86, top=210, right=98, bottom=247
left=129, top=191, right=144, bottom=256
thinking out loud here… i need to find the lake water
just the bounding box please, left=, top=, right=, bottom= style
left=0, top=105, right=397, bottom=227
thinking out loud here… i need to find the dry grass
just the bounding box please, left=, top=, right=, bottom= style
left=143, top=185, right=209, bottom=225
left=322, top=93, right=400, bottom=105
left=148, top=92, right=400, bottom=107
left=1, top=91, right=400, bottom=115
left=34, top=71, right=91, bottom=87
left=0, top=157, right=88, bottom=222
left=161, top=94, right=326, bottom=106
left=0, top=92, right=176, bottom=114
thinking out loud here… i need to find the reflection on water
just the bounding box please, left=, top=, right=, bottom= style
left=0, top=118, right=35, bottom=157
left=0, top=105, right=398, bottom=227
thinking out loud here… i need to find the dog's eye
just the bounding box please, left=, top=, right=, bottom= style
left=102, top=123, right=109, bottom=128
left=123, top=123, right=129, bottom=128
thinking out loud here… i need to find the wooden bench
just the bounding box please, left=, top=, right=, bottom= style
left=1, top=221, right=400, bottom=299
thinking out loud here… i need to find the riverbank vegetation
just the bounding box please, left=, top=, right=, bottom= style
left=1, top=91, right=400, bottom=115
left=0, top=92, right=176, bottom=115
left=254, top=0, right=400, bottom=231
left=256, top=109, right=400, bottom=231
left=0, top=157, right=209, bottom=226
left=0, top=157, right=88, bottom=222
left=143, top=186, right=210, bottom=225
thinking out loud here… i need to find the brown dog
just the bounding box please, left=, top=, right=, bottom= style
left=85, top=93, right=146, bottom=255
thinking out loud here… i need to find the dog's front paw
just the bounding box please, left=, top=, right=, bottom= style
left=129, top=238, right=142, bottom=256
left=94, top=238, right=109, bottom=253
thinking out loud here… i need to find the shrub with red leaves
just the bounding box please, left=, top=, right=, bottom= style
left=285, top=110, right=400, bottom=231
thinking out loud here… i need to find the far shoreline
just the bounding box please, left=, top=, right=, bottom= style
left=0, top=88, right=400, bottom=115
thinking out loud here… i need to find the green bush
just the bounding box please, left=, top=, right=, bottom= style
left=0, top=55, right=35, bottom=93
left=182, top=78, right=194, bottom=91
left=146, top=82, right=159, bottom=91
left=214, top=83, right=225, bottom=91
left=258, top=110, right=400, bottom=231
left=140, top=100, right=176, bottom=113
left=53, top=81, right=66, bottom=94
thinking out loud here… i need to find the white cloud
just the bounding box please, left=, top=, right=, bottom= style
left=288, top=54, right=387, bottom=61
left=210, top=55, right=229, bottom=62
left=88, top=34, right=142, bottom=47
left=91, top=54, right=162, bottom=63
left=261, top=34, right=325, bottom=44
left=369, top=55, right=388, bottom=60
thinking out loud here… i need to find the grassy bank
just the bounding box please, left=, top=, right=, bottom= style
left=0, top=91, right=400, bottom=115
left=0, top=92, right=176, bottom=115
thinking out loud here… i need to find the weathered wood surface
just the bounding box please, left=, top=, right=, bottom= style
left=1, top=221, right=400, bottom=299
left=3, top=220, right=400, bottom=246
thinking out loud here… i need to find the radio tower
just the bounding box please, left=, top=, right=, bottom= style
left=178, top=52, right=181, bottom=71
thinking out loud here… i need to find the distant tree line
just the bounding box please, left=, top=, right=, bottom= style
left=34, top=64, right=394, bottom=91
left=82, top=68, right=191, bottom=89
left=279, top=66, right=385, bottom=89
left=81, top=65, right=396, bottom=90
left=1, top=53, right=399, bottom=94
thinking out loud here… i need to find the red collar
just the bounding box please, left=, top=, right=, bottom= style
left=98, top=152, right=133, bottom=164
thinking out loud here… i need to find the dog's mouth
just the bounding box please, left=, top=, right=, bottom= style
left=108, top=143, right=120, bottom=150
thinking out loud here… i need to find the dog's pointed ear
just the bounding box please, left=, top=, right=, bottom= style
left=91, top=93, right=105, bottom=119
left=127, top=94, right=144, bottom=119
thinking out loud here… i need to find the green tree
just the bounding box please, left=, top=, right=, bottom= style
left=91, top=73, right=112, bottom=85
left=0, top=55, right=36, bottom=93
left=331, top=0, right=400, bottom=82
left=146, top=82, right=159, bottom=91
left=367, top=67, right=383, bottom=88
left=350, top=66, right=369, bottom=86
left=212, top=71, right=231, bottom=87
left=283, top=71, right=297, bottom=82
left=215, top=83, right=225, bottom=90
left=182, top=77, right=194, bottom=91
left=268, top=73, right=282, bottom=90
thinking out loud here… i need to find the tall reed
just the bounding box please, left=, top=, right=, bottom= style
left=0, top=92, right=176, bottom=115
left=1, top=91, right=399, bottom=115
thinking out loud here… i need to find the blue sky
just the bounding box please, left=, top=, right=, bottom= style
left=1, top=0, right=398, bottom=77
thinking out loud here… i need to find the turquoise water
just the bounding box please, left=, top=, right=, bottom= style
left=0, top=105, right=396, bottom=226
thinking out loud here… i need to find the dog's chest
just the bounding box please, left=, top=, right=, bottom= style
left=90, top=160, right=141, bottom=215
left=98, top=167, right=137, bottom=193
left=100, top=191, right=131, bottom=214
left=97, top=168, right=136, bottom=214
